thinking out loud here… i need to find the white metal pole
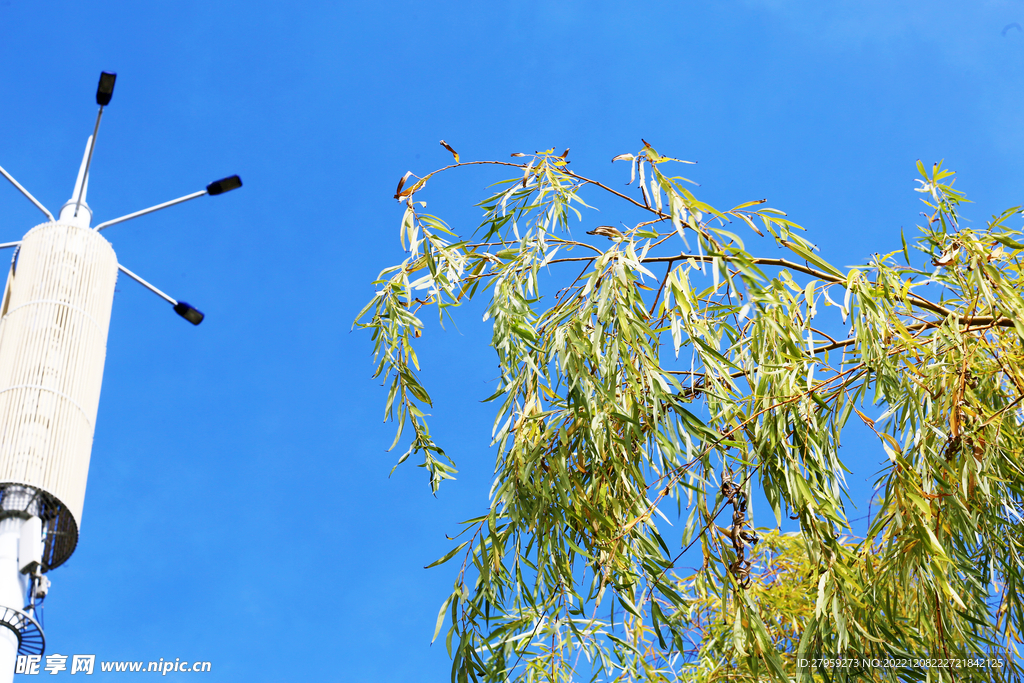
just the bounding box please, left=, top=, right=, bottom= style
left=58, top=138, right=96, bottom=228
left=0, top=166, right=54, bottom=222
left=117, top=264, right=178, bottom=305
left=73, top=108, right=104, bottom=218
left=92, top=190, right=207, bottom=232
left=0, top=517, right=24, bottom=683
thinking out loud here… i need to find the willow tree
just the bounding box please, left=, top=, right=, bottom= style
left=357, top=142, right=1024, bottom=682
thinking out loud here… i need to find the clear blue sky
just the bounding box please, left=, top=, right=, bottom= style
left=1, top=1, right=1022, bottom=680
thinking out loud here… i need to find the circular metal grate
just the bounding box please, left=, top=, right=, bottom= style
left=0, top=605, right=44, bottom=656
left=0, top=485, right=78, bottom=570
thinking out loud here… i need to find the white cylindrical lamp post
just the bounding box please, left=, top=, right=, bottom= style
left=0, top=71, right=239, bottom=680
left=0, top=160, right=118, bottom=677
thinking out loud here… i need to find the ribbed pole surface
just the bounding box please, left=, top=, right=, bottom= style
left=0, top=223, right=117, bottom=537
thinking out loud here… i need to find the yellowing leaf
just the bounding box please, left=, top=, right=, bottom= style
left=439, top=139, right=459, bottom=163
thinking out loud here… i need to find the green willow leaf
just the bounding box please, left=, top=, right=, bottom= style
left=358, top=146, right=1024, bottom=683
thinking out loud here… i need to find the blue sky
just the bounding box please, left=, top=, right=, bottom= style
left=1, top=1, right=1023, bottom=680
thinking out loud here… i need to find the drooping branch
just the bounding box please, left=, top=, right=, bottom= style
left=362, top=146, right=1024, bottom=683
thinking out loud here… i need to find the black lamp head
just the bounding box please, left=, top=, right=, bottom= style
left=96, top=72, right=117, bottom=106
left=173, top=301, right=204, bottom=325
left=206, top=175, right=242, bottom=196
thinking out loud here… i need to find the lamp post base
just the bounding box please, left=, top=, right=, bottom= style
left=0, top=514, right=45, bottom=683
